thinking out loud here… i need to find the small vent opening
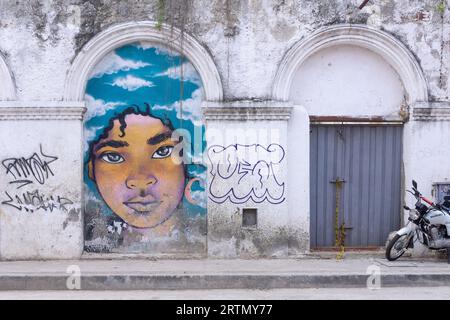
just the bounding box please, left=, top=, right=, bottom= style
left=242, top=208, right=257, bottom=228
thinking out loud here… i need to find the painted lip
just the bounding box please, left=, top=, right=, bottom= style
left=123, top=199, right=159, bottom=213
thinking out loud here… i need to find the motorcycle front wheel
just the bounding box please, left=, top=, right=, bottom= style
left=386, top=234, right=410, bottom=261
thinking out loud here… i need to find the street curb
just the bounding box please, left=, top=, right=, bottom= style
left=0, top=273, right=449, bottom=290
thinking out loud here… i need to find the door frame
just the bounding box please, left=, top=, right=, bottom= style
left=309, top=118, right=405, bottom=250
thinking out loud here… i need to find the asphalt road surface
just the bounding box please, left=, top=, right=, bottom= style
left=0, top=287, right=449, bottom=300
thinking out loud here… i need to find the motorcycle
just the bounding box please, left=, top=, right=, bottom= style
left=386, top=180, right=450, bottom=261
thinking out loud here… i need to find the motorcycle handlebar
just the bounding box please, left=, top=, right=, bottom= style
left=408, top=180, right=441, bottom=210
left=407, top=189, right=436, bottom=208
left=420, top=196, right=434, bottom=206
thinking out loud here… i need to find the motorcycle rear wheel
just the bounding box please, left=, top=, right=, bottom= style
left=386, top=234, right=410, bottom=261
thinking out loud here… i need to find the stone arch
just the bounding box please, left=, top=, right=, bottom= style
left=272, top=24, right=428, bottom=106
left=0, top=54, right=16, bottom=101
left=64, top=21, right=223, bottom=102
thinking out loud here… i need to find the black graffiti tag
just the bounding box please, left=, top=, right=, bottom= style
left=2, top=144, right=58, bottom=189
left=1, top=190, right=74, bottom=213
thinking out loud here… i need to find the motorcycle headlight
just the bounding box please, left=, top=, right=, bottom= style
left=409, top=209, right=420, bottom=221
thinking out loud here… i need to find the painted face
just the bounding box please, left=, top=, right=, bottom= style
left=89, top=114, right=185, bottom=229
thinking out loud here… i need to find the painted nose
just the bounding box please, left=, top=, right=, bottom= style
left=125, top=175, right=157, bottom=190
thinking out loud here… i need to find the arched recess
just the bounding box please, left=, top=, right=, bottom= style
left=272, top=24, right=428, bottom=105
left=0, top=55, right=16, bottom=101
left=64, top=21, right=223, bottom=102
left=273, top=24, right=430, bottom=251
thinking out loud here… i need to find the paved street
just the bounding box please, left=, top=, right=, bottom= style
left=0, top=287, right=449, bottom=300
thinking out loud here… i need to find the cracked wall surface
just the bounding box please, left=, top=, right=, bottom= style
left=0, top=0, right=449, bottom=259
left=0, top=0, right=448, bottom=101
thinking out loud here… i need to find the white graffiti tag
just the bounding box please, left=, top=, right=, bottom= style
left=207, top=144, right=285, bottom=204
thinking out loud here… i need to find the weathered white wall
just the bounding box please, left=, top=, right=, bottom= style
left=0, top=1, right=78, bottom=101
left=404, top=120, right=450, bottom=207
left=0, top=0, right=449, bottom=259
left=0, top=1, right=448, bottom=102
left=286, top=105, right=310, bottom=255
left=0, top=119, right=83, bottom=260
left=290, top=45, right=405, bottom=118
left=205, top=107, right=293, bottom=257
left=403, top=119, right=450, bottom=256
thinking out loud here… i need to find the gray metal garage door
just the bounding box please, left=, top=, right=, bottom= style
left=310, top=125, right=403, bottom=248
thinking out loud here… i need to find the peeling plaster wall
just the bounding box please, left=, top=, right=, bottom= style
left=0, top=1, right=79, bottom=101
left=0, top=0, right=448, bottom=101
left=0, top=0, right=449, bottom=259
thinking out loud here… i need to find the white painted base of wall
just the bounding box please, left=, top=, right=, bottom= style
left=204, top=103, right=310, bottom=258
left=0, top=117, right=84, bottom=260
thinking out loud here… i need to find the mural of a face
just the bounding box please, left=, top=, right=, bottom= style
left=83, top=43, right=207, bottom=253
left=89, top=112, right=185, bottom=229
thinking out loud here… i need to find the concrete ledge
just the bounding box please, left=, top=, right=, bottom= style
left=0, top=258, right=448, bottom=290
left=1, top=273, right=450, bottom=290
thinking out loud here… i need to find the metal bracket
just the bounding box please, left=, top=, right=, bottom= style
left=330, top=178, right=346, bottom=184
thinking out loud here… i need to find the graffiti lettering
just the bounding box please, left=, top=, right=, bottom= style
left=2, top=144, right=58, bottom=189
left=1, top=190, right=73, bottom=213
left=207, top=144, right=286, bottom=204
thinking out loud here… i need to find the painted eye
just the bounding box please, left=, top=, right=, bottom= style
left=152, top=146, right=174, bottom=159
left=101, top=152, right=124, bottom=164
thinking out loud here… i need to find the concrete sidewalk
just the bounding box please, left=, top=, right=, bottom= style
left=0, top=256, right=448, bottom=290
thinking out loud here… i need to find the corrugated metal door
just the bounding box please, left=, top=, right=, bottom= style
left=310, top=125, right=403, bottom=248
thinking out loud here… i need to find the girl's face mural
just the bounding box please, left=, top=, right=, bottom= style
left=83, top=43, right=207, bottom=253
left=89, top=114, right=185, bottom=229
